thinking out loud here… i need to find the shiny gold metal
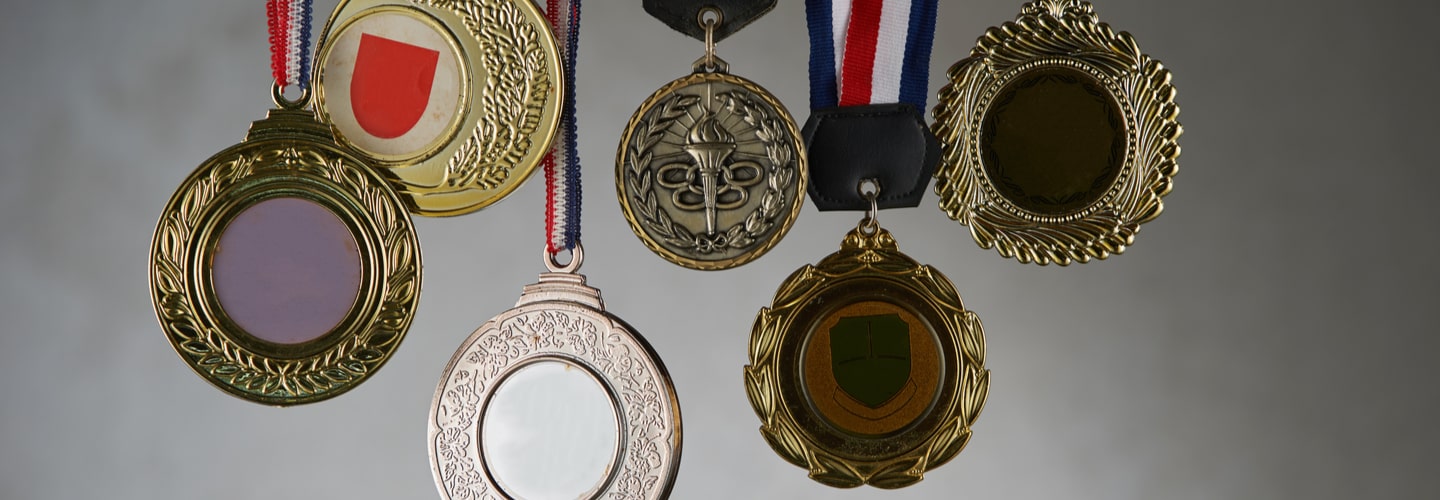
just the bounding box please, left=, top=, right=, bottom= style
left=314, top=0, right=562, bottom=216
left=616, top=20, right=806, bottom=270
left=149, top=88, right=421, bottom=406
left=745, top=224, right=989, bottom=489
left=430, top=244, right=682, bottom=499
left=933, top=0, right=1182, bottom=265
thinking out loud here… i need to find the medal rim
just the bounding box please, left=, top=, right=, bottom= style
left=428, top=278, right=682, bottom=500
left=314, top=0, right=564, bottom=217
left=932, top=0, right=1182, bottom=265
left=615, top=71, right=808, bottom=271
left=149, top=113, right=422, bottom=406
left=744, top=227, right=989, bottom=489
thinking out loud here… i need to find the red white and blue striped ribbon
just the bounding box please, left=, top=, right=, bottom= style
left=543, top=0, right=582, bottom=253
left=266, top=0, right=315, bottom=90
left=806, top=0, right=938, bottom=110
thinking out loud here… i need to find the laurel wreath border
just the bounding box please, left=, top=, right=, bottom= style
left=932, top=0, right=1182, bottom=265
left=150, top=133, right=420, bottom=406
left=743, top=228, right=989, bottom=489
left=617, top=72, right=806, bottom=270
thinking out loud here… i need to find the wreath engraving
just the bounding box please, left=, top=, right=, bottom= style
left=151, top=140, right=419, bottom=403
left=414, top=0, right=554, bottom=193
left=624, top=90, right=796, bottom=254
left=932, top=0, right=1181, bottom=265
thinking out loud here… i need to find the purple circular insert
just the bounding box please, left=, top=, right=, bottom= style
left=212, top=197, right=362, bottom=345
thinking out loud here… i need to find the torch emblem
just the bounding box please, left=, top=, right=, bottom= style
left=657, top=114, right=765, bottom=235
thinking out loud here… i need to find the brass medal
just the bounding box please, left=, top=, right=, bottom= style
left=150, top=87, right=421, bottom=406
left=745, top=214, right=989, bottom=488
left=932, top=0, right=1183, bottom=264
left=616, top=11, right=806, bottom=270
left=314, top=0, right=563, bottom=216
left=429, top=246, right=682, bottom=499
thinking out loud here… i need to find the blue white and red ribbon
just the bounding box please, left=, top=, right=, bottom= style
left=267, top=0, right=315, bottom=90
left=544, top=0, right=582, bottom=253
left=805, top=0, right=938, bottom=110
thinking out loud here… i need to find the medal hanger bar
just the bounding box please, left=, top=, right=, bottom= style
left=644, top=0, right=777, bottom=41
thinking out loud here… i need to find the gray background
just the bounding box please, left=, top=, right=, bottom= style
left=2, top=0, right=1437, bottom=498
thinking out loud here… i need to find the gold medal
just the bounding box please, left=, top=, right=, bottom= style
left=314, top=0, right=563, bottom=216
left=150, top=87, right=421, bottom=406
left=932, top=0, right=1183, bottom=265
left=429, top=246, right=682, bottom=499
left=745, top=198, right=989, bottom=488
left=616, top=9, right=806, bottom=270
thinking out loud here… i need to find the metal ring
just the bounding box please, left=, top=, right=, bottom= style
left=857, top=179, right=881, bottom=235
left=698, top=7, right=723, bottom=72
left=271, top=82, right=311, bottom=110
left=696, top=7, right=723, bottom=31
left=544, top=242, right=584, bottom=274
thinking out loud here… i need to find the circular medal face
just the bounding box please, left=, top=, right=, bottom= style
left=616, top=71, right=807, bottom=270
left=315, top=0, right=563, bottom=216
left=430, top=273, right=681, bottom=500
left=933, top=0, right=1182, bottom=265
left=745, top=227, right=988, bottom=489
left=150, top=107, right=421, bottom=406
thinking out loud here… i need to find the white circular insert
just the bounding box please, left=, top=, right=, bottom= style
left=482, top=359, right=620, bottom=500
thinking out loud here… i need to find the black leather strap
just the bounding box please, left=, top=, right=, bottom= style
left=802, top=103, right=940, bottom=211
left=643, top=0, right=777, bottom=42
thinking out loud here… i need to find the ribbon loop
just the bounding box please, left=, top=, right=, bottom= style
left=543, top=0, right=583, bottom=254
left=267, top=0, right=315, bottom=90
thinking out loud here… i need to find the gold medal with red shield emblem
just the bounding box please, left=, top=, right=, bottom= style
left=314, top=0, right=562, bottom=216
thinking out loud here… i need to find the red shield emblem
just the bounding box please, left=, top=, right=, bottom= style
left=351, top=33, right=440, bottom=139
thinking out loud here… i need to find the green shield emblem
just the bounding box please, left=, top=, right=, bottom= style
left=830, top=313, right=910, bottom=408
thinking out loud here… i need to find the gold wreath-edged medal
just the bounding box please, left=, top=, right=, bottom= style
left=616, top=11, right=806, bottom=270
left=314, top=0, right=562, bottom=216
left=150, top=88, right=421, bottom=406
left=429, top=246, right=682, bottom=499
left=745, top=222, right=989, bottom=488
left=932, top=0, right=1182, bottom=265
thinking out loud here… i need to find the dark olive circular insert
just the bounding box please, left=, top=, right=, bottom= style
left=981, top=65, right=1125, bottom=216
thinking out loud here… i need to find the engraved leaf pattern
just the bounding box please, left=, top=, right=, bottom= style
left=149, top=141, right=420, bottom=404
left=743, top=228, right=989, bottom=487
left=433, top=308, right=677, bottom=500
left=415, top=0, right=553, bottom=192
left=619, top=77, right=803, bottom=267
left=932, top=0, right=1181, bottom=265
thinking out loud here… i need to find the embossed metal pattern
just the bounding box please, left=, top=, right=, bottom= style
left=149, top=105, right=421, bottom=406
left=617, top=71, right=807, bottom=270
left=932, top=0, right=1182, bottom=265
left=315, top=0, right=563, bottom=217
left=745, top=227, right=988, bottom=489
left=430, top=271, right=682, bottom=500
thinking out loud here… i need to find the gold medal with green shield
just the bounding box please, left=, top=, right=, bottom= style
left=745, top=221, right=989, bottom=488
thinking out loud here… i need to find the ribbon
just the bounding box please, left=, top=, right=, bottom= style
left=805, top=0, right=938, bottom=110
left=266, top=0, right=315, bottom=90
left=544, top=0, right=582, bottom=253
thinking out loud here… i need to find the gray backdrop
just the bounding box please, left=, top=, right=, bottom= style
left=3, top=0, right=1437, bottom=498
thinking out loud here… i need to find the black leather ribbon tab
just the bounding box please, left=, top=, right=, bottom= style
left=802, top=103, right=940, bottom=211
left=643, top=0, right=777, bottom=42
